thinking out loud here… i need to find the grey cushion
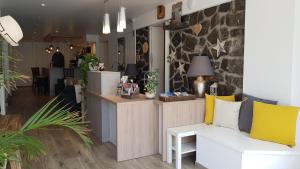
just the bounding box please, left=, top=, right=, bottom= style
left=238, top=94, right=278, bottom=133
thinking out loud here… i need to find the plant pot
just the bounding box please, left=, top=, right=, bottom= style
left=145, top=92, right=156, bottom=99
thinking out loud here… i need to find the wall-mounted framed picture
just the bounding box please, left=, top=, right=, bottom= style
left=157, top=5, right=165, bottom=19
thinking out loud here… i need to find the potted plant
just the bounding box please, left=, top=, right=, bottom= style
left=0, top=55, right=92, bottom=168
left=0, top=98, right=92, bottom=168
left=79, top=54, right=100, bottom=88
left=144, top=69, right=159, bottom=99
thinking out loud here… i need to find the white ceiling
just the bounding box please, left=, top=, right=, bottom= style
left=0, top=0, right=169, bottom=41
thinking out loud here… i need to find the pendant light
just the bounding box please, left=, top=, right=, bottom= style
left=45, top=47, right=50, bottom=53
left=117, top=11, right=123, bottom=32
left=0, top=15, right=23, bottom=46
left=102, top=0, right=110, bottom=34
left=119, top=6, right=126, bottom=29
left=56, top=47, right=60, bottom=52
left=103, top=13, right=111, bottom=34
left=69, top=43, right=74, bottom=50
left=49, top=44, right=54, bottom=51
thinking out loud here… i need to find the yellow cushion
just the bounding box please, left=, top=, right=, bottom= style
left=204, top=94, right=235, bottom=124
left=250, top=101, right=299, bottom=146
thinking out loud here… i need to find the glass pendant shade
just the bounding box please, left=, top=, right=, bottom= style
left=102, top=13, right=111, bottom=34
left=120, top=7, right=126, bottom=29
left=117, top=12, right=123, bottom=32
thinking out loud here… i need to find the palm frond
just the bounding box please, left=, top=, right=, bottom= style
left=21, top=97, right=92, bottom=148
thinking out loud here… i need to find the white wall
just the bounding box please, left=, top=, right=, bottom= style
left=149, top=26, right=165, bottom=94
left=291, top=0, right=300, bottom=106
left=133, top=0, right=230, bottom=30
left=100, top=24, right=135, bottom=70
left=243, top=0, right=299, bottom=106
left=86, top=34, right=101, bottom=59
left=15, top=42, right=78, bottom=86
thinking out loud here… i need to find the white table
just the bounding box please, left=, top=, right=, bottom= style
left=167, top=124, right=201, bottom=169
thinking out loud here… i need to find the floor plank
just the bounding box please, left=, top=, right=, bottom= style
left=7, top=87, right=206, bottom=169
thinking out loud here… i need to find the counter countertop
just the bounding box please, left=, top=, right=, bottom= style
left=86, top=89, right=153, bottom=104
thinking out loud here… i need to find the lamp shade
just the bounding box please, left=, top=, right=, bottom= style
left=102, top=13, right=111, bottom=34
left=120, top=6, right=126, bottom=29
left=117, top=11, right=123, bottom=32
left=0, top=15, right=23, bottom=46
left=187, top=56, right=214, bottom=77
left=125, top=64, right=138, bottom=77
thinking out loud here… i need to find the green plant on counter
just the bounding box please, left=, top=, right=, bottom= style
left=144, top=69, right=159, bottom=94
left=79, top=54, right=100, bottom=87
left=0, top=97, right=93, bottom=168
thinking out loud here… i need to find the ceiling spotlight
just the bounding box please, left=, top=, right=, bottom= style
left=49, top=44, right=54, bottom=51
left=56, top=47, right=60, bottom=52
left=41, top=3, right=46, bottom=7
left=55, top=30, right=59, bottom=33
left=69, top=44, right=74, bottom=50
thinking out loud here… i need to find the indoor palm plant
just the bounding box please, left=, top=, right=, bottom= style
left=144, top=69, right=159, bottom=99
left=0, top=55, right=92, bottom=168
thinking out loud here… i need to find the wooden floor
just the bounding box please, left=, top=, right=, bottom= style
left=7, top=87, right=206, bottom=169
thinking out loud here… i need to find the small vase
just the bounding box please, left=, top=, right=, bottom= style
left=145, top=92, right=156, bottom=99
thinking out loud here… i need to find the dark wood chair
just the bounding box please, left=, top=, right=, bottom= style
left=31, top=67, right=40, bottom=90
left=63, top=68, right=74, bottom=79
left=41, top=68, right=50, bottom=95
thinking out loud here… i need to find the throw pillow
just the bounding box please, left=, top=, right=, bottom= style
left=250, top=101, right=299, bottom=146
left=204, top=94, right=235, bottom=124
left=239, top=94, right=278, bottom=133
left=213, top=98, right=242, bottom=130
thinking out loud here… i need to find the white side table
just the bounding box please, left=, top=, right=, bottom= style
left=167, top=125, right=200, bottom=169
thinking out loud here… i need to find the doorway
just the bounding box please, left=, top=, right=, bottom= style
left=99, top=40, right=109, bottom=68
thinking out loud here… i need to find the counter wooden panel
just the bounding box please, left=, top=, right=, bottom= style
left=155, top=99, right=205, bottom=161
left=100, top=95, right=159, bottom=161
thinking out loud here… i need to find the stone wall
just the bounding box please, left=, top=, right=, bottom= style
left=169, top=0, right=245, bottom=95
left=136, top=27, right=149, bottom=93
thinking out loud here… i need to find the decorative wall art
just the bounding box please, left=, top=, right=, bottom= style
left=169, top=0, right=245, bottom=95
left=136, top=27, right=150, bottom=93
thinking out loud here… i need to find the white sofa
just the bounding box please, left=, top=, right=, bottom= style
left=195, top=124, right=300, bottom=169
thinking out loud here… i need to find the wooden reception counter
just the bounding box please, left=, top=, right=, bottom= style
left=86, top=92, right=159, bottom=161
left=86, top=71, right=204, bottom=162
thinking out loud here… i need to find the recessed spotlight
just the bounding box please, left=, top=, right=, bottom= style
left=55, top=30, right=59, bottom=33
left=41, top=3, right=46, bottom=7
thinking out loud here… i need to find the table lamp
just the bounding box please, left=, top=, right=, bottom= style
left=125, top=64, right=138, bottom=82
left=187, top=56, right=214, bottom=97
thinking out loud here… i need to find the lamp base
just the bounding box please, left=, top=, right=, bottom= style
left=193, top=76, right=208, bottom=98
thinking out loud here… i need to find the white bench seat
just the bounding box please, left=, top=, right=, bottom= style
left=195, top=124, right=300, bottom=169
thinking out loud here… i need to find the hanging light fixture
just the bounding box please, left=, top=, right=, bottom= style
left=49, top=44, right=54, bottom=51
left=45, top=47, right=51, bottom=54
left=102, top=0, right=111, bottom=34
left=56, top=47, right=60, bottom=52
left=0, top=15, right=23, bottom=46
left=119, top=6, right=126, bottom=30
left=45, top=47, right=49, bottom=53
left=117, top=11, right=123, bottom=32
left=102, top=13, right=111, bottom=34
left=69, top=43, right=74, bottom=50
